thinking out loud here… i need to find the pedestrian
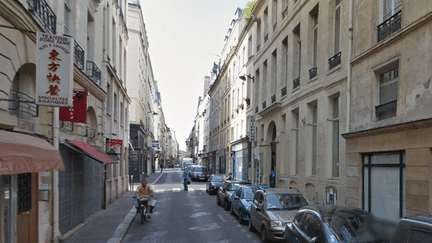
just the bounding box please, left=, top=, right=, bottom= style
left=180, top=168, right=189, bottom=191
left=134, top=180, right=154, bottom=217
left=160, top=163, right=164, bottom=173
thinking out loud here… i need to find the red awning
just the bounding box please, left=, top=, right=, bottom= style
left=65, top=139, right=117, bottom=164
left=0, top=130, right=65, bottom=175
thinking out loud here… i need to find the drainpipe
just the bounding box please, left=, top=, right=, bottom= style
left=346, top=0, right=354, bottom=133
left=53, top=107, right=61, bottom=242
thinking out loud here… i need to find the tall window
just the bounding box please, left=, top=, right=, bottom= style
left=272, top=49, right=277, bottom=96
left=106, top=82, right=111, bottom=113
left=382, top=0, right=402, bottom=21
left=334, top=1, right=341, bottom=55
left=114, top=93, right=118, bottom=120
left=331, top=96, right=339, bottom=178
left=326, top=187, right=337, bottom=205
left=248, top=36, right=253, bottom=59
left=120, top=102, right=124, bottom=126
left=363, top=151, right=405, bottom=221
left=256, top=21, right=261, bottom=52
left=311, top=104, right=318, bottom=176
left=112, top=20, right=116, bottom=65
left=377, top=66, right=398, bottom=120
left=282, top=0, right=288, bottom=19
left=293, top=25, right=301, bottom=89
left=292, top=109, right=299, bottom=175
left=87, top=13, right=94, bottom=60
left=264, top=8, right=269, bottom=42
left=64, top=0, right=71, bottom=35
left=263, top=60, right=268, bottom=104
left=311, top=7, right=319, bottom=68
left=282, top=38, right=288, bottom=88
left=272, top=0, right=278, bottom=31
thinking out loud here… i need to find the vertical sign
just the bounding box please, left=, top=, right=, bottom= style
left=36, top=32, right=73, bottom=107
left=248, top=115, right=256, bottom=142
left=59, top=91, right=88, bottom=122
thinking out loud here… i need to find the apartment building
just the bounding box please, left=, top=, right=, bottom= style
left=343, top=0, right=432, bottom=221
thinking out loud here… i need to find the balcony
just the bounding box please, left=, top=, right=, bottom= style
left=255, top=106, right=259, bottom=113
left=328, top=52, right=341, bottom=70
left=262, top=101, right=267, bottom=109
left=378, top=10, right=402, bottom=42
left=309, top=67, right=317, bottom=79
left=74, top=41, right=85, bottom=71
left=86, top=61, right=102, bottom=86
left=271, top=94, right=276, bottom=104
left=282, top=7, right=288, bottom=19
left=281, top=86, right=287, bottom=97
left=27, top=0, right=56, bottom=33
left=264, top=34, right=269, bottom=43
left=375, top=100, right=397, bottom=120
left=293, top=77, right=300, bottom=89
left=8, top=90, right=38, bottom=119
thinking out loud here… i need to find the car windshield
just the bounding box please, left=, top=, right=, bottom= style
left=195, top=167, right=208, bottom=172
left=266, top=194, right=308, bottom=210
left=323, top=211, right=397, bottom=242
left=212, top=175, right=223, bottom=182
left=242, top=188, right=255, bottom=199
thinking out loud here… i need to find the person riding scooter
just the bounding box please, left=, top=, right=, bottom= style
left=134, top=179, right=154, bottom=217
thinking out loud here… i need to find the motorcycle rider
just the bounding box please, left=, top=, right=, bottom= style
left=135, top=180, right=154, bottom=217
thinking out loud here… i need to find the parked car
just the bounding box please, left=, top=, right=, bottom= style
left=206, top=174, right=224, bottom=194
left=249, top=188, right=308, bottom=242
left=390, top=213, right=432, bottom=243
left=230, top=185, right=260, bottom=224
left=190, top=166, right=210, bottom=181
left=284, top=205, right=397, bottom=243
left=217, top=180, right=251, bottom=211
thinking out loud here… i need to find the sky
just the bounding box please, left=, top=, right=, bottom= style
left=139, top=0, right=251, bottom=151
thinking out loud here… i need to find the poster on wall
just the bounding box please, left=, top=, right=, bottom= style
left=59, top=90, right=88, bottom=122
left=35, top=32, right=73, bottom=107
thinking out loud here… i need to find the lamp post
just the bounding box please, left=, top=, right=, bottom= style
left=239, top=75, right=254, bottom=82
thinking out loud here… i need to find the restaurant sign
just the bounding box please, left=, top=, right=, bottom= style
left=35, top=32, right=73, bottom=107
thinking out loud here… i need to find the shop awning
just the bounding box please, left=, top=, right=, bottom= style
left=65, top=139, right=117, bottom=164
left=0, top=130, right=65, bottom=175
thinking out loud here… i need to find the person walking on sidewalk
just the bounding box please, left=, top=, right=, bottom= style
left=180, top=168, right=189, bottom=191
left=135, top=180, right=154, bottom=217
left=160, top=163, right=164, bottom=173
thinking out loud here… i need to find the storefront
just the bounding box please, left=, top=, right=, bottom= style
left=231, top=137, right=250, bottom=181
left=0, top=130, right=65, bottom=243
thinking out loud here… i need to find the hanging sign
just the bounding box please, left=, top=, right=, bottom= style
left=35, top=32, right=73, bottom=107
left=59, top=90, right=88, bottom=122
left=110, top=139, right=123, bottom=147
left=248, top=115, right=257, bottom=142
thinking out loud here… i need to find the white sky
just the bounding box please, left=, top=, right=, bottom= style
left=139, top=0, right=251, bottom=151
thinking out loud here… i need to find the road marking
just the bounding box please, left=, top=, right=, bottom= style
left=189, top=223, right=221, bottom=231
left=190, top=212, right=212, bottom=218
left=217, top=214, right=227, bottom=223
left=173, top=188, right=181, bottom=192
left=155, top=189, right=165, bottom=193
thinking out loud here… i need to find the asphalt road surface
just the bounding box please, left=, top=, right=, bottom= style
left=122, top=168, right=262, bottom=243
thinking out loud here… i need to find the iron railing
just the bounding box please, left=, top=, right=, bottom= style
left=328, top=52, right=341, bottom=70
left=375, top=100, right=397, bottom=120
left=293, top=77, right=300, bottom=89
left=309, top=67, right=318, bottom=79
left=282, top=7, right=288, bottom=19
left=8, top=90, right=38, bottom=119
left=262, top=101, right=267, bottom=109
left=86, top=61, right=102, bottom=86
left=74, top=41, right=85, bottom=71
left=27, top=0, right=56, bottom=33
left=255, top=106, right=259, bottom=113
left=281, top=86, right=287, bottom=97
left=378, top=10, right=402, bottom=42
left=271, top=94, right=276, bottom=104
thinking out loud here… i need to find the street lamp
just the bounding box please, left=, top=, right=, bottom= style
left=239, top=75, right=254, bottom=82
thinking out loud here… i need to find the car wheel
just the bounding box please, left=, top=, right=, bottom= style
left=238, top=211, right=245, bottom=224
left=216, top=196, right=221, bottom=206
left=224, top=200, right=230, bottom=211
left=248, top=218, right=255, bottom=232
left=230, top=205, right=235, bottom=215
left=261, top=226, right=269, bottom=243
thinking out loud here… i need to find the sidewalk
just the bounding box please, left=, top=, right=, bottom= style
left=61, top=172, right=163, bottom=243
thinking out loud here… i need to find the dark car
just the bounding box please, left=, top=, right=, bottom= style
left=217, top=180, right=251, bottom=211
left=284, top=205, right=397, bottom=243
left=206, top=174, right=224, bottom=194
left=230, top=185, right=258, bottom=224
left=190, top=166, right=210, bottom=181
left=249, top=188, right=308, bottom=242
left=390, top=213, right=432, bottom=243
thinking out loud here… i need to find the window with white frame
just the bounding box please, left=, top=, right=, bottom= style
left=382, top=0, right=402, bottom=21
left=334, top=1, right=341, bottom=55
left=64, top=0, right=71, bottom=35
left=114, top=92, right=118, bottom=120
left=311, top=103, right=318, bottom=176
left=376, top=66, right=398, bottom=120
left=292, top=109, right=299, bottom=175
left=331, top=96, right=339, bottom=178
left=326, top=187, right=337, bottom=205
left=272, top=0, right=278, bottom=31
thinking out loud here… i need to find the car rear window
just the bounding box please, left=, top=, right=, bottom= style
left=195, top=167, right=208, bottom=172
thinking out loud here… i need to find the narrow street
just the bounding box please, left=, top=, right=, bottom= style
left=123, top=168, right=261, bottom=243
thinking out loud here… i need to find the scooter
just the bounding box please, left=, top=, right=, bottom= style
left=133, top=196, right=154, bottom=224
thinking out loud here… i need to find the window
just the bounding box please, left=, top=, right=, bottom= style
left=114, top=93, right=118, bottom=120
left=264, top=8, right=269, bottom=42
left=378, top=0, right=402, bottom=42
left=106, top=82, right=111, bottom=114
left=292, top=109, right=299, bottom=175
left=112, top=20, right=116, bottom=65
left=363, top=151, right=406, bottom=221
left=326, top=187, right=337, bottom=205
left=293, top=25, right=301, bottom=89
left=18, top=173, right=32, bottom=213
left=282, top=37, right=288, bottom=91
left=87, top=12, right=95, bottom=60
left=376, top=66, right=398, bottom=120
left=64, top=0, right=71, bottom=35
left=272, top=0, right=278, bottom=31
left=382, top=0, right=402, bottom=21
left=331, top=96, right=339, bottom=178
left=311, top=104, right=317, bottom=176
left=248, top=36, right=253, bottom=59
left=256, top=21, right=261, bottom=52
left=263, top=60, right=268, bottom=104
left=272, top=49, right=277, bottom=97
left=282, top=0, right=288, bottom=19
left=334, top=2, right=341, bottom=55
left=120, top=102, right=123, bottom=126
left=310, top=6, right=319, bottom=79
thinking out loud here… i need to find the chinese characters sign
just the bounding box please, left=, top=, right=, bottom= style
left=110, top=139, right=123, bottom=147
left=59, top=91, right=87, bottom=122
left=36, top=32, right=73, bottom=107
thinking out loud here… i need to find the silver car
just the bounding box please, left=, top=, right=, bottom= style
left=248, top=188, right=308, bottom=242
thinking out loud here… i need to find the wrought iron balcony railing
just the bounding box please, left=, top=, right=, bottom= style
left=262, top=101, right=267, bottom=109
left=27, top=0, right=56, bottom=33
left=281, top=86, right=287, bottom=97
left=309, top=67, right=318, bottom=79
left=255, top=106, right=259, bottom=113
left=282, top=7, right=288, bottom=19
left=74, top=41, right=85, bottom=71
left=375, top=100, right=397, bottom=120
left=8, top=90, right=38, bottom=119
left=328, top=52, right=341, bottom=70
left=264, top=34, right=269, bottom=43
left=271, top=94, right=276, bottom=104
left=378, top=10, right=402, bottom=42
left=86, top=60, right=102, bottom=86
left=293, top=77, right=300, bottom=89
